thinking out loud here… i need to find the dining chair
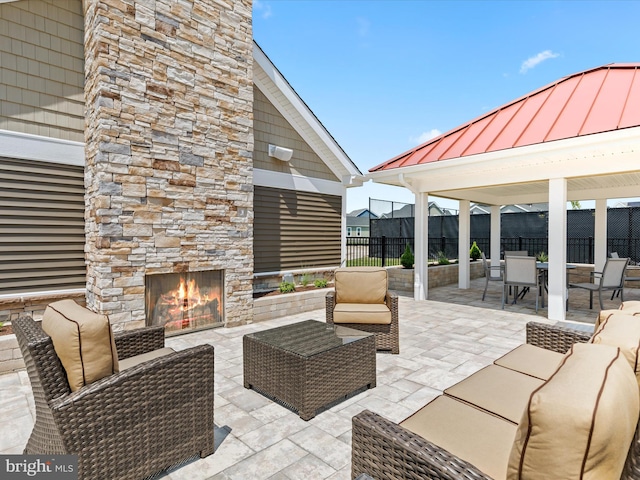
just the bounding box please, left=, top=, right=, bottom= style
left=481, top=252, right=503, bottom=301
left=502, top=256, right=540, bottom=312
left=569, top=257, right=629, bottom=310
left=503, top=251, right=530, bottom=298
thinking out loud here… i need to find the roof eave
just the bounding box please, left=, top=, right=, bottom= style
left=252, top=41, right=364, bottom=184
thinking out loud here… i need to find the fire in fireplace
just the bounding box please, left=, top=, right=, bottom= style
left=145, top=271, right=224, bottom=334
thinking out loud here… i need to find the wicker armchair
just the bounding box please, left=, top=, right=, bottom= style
left=13, top=315, right=215, bottom=480
left=326, top=267, right=399, bottom=354
left=352, top=321, right=640, bottom=480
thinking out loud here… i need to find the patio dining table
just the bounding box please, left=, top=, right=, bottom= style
left=534, top=262, right=577, bottom=308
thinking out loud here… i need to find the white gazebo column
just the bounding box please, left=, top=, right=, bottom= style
left=458, top=200, right=470, bottom=288
left=490, top=205, right=501, bottom=277
left=594, top=198, right=608, bottom=274
left=548, top=178, right=567, bottom=321
left=414, top=192, right=429, bottom=300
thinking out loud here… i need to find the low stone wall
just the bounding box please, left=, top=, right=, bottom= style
left=0, top=291, right=85, bottom=323
left=388, top=262, right=485, bottom=293
left=253, top=288, right=328, bottom=323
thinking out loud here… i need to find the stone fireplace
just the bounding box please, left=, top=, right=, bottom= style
left=145, top=270, right=224, bottom=334
left=83, top=0, right=254, bottom=330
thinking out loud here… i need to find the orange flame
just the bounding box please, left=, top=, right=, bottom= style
left=163, top=277, right=217, bottom=317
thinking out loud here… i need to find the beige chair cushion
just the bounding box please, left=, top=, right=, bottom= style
left=119, top=347, right=174, bottom=370
left=332, top=303, right=391, bottom=324
left=444, top=365, right=544, bottom=424
left=590, top=313, right=640, bottom=386
left=42, top=299, right=119, bottom=392
left=507, top=343, right=639, bottom=480
left=334, top=267, right=387, bottom=304
left=494, top=344, right=564, bottom=380
left=401, top=395, right=517, bottom=480
left=595, top=307, right=640, bottom=331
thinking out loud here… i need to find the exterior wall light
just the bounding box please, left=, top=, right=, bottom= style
left=268, top=144, right=293, bottom=162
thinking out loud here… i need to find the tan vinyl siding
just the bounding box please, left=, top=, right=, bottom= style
left=254, top=186, right=341, bottom=273
left=0, top=0, right=84, bottom=141
left=254, top=86, right=339, bottom=182
left=0, top=157, right=86, bottom=294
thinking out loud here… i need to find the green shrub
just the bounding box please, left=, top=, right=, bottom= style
left=469, top=241, right=481, bottom=261
left=301, top=273, right=311, bottom=287
left=279, top=281, right=296, bottom=293
left=314, top=279, right=328, bottom=288
left=436, top=251, right=450, bottom=265
left=400, top=243, right=414, bottom=269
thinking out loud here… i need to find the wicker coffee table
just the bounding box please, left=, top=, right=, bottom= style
left=243, top=320, right=376, bottom=420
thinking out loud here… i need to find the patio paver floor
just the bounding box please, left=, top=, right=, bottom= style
left=1, top=279, right=637, bottom=479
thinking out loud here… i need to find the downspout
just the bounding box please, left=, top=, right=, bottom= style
left=398, top=173, right=417, bottom=195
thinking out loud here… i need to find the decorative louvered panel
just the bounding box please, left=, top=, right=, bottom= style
left=254, top=186, right=342, bottom=273
left=0, top=157, right=86, bottom=294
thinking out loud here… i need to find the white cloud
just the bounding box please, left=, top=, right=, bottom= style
left=410, top=129, right=442, bottom=145
left=520, top=50, right=560, bottom=74
left=253, top=0, right=272, bottom=19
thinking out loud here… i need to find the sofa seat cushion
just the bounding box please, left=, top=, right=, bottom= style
left=508, top=343, right=639, bottom=480
left=494, top=344, right=564, bottom=380
left=444, top=365, right=544, bottom=424
left=401, top=395, right=517, bottom=480
left=333, top=303, right=391, bottom=325
left=590, top=313, right=640, bottom=386
left=334, top=267, right=387, bottom=304
left=621, top=300, right=640, bottom=311
left=42, top=299, right=119, bottom=392
left=119, top=347, right=175, bottom=370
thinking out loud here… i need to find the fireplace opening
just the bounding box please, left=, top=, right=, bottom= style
left=145, top=270, right=224, bottom=334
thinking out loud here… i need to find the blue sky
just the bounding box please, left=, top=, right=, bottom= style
left=252, top=0, right=640, bottom=212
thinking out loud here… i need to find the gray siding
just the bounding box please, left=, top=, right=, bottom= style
left=0, top=0, right=84, bottom=141
left=0, top=157, right=85, bottom=294
left=254, top=186, right=342, bottom=273
left=254, top=86, right=339, bottom=182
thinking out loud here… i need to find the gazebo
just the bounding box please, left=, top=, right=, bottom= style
left=367, top=63, right=640, bottom=321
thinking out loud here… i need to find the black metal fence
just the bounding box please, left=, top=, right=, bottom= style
left=357, top=206, right=640, bottom=266
left=346, top=236, right=640, bottom=267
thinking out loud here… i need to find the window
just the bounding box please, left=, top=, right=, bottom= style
left=347, top=227, right=352, bottom=236
left=356, top=227, right=362, bottom=236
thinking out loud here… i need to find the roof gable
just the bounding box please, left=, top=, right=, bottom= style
left=253, top=41, right=363, bottom=183
left=372, top=63, right=640, bottom=172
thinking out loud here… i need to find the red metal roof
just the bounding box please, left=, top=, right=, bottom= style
left=371, top=63, right=640, bottom=172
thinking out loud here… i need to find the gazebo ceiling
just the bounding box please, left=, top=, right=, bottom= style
left=367, top=63, right=640, bottom=205
left=435, top=171, right=640, bottom=206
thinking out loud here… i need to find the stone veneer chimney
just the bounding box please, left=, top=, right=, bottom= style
left=83, top=0, right=254, bottom=328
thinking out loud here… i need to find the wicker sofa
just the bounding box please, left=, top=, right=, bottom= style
left=352, top=316, right=640, bottom=480
left=326, top=266, right=399, bottom=354
left=13, top=306, right=215, bottom=480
